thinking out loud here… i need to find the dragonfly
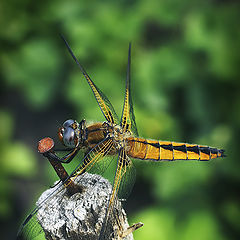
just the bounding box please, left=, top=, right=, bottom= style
left=18, top=37, right=225, bottom=240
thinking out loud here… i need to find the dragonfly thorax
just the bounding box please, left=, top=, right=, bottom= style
left=105, top=123, right=132, bottom=150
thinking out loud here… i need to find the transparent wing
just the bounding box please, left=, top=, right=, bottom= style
left=17, top=214, right=45, bottom=240
left=61, top=35, right=119, bottom=124
left=120, top=43, right=138, bottom=136
left=18, top=138, right=115, bottom=240
left=98, top=148, right=135, bottom=239
left=117, top=158, right=136, bottom=201
left=70, top=138, right=115, bottom=179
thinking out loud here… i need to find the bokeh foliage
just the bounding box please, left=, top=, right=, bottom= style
left=0, top=0, right=239, bottom=239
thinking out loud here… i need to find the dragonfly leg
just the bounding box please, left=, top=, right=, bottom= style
left=73, top=148, right=91, bottom=174
left=42, top=149, right=83, bottom=195
left=43, top=147, right=80, bottom=163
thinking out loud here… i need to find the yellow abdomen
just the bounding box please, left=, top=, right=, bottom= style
left=126, top=137, right=224, bottom=161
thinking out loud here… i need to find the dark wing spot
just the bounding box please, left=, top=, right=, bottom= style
left=108, top=111, right=114, bottom=123
left=122, top=117, right=126, bottom=126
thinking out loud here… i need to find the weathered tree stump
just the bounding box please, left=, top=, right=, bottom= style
left=36, top=173, right=137, bottom=240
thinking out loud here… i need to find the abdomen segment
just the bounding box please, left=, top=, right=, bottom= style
left=126, top=137, right=225, bottom=161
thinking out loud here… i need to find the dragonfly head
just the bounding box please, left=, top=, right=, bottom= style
left=58, top=119, right=81, bottom=148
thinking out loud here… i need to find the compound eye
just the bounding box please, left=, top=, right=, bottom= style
left=62, top=127, right=76, bottom=148
left=63, top=119, right=75, bottom=128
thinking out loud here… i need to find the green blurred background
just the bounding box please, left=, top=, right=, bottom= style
left=0, top=0, right=239, bottom=239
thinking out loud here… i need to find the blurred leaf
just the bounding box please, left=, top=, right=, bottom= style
left=2, top=142, right=37, bottom=177
left=151, top=162, right=212, bottom=201
left=0, top=177, right=12, bottom=217
left=222, top=201, right=240, bottom=231
left=131, top=208, right=176, bottom=240
left=184, top=6, right=240, bottom=79
left=0, top=111, right=14, bottom=141
left=180, top=210, right=225, bottom=240
left=1, top=39, right=62, bottom=109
